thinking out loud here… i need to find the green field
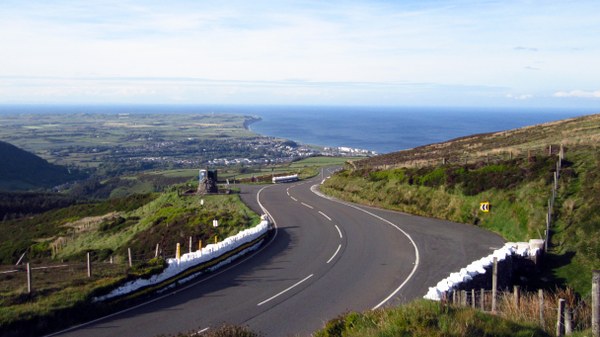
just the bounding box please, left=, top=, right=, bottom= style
left=0, top=113, right=260, bottom=173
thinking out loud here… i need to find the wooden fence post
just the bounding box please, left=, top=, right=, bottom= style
left=461, top=290, right=467, bottom=307
left=559, top=143, right=564, bottom=160
left=557, top=298, right=565, bottom=336
left=545, top=213, right=551, bottom=251
left=539, top=289, right=545, bottom=328
left=472, top=289, right=476, bottom=308
left=128, top=248, right=132, bottom=267
left=176, top=243, right=181, bottom=260
left=480, top=288, right=485, bottom=311
left=513, top=285, right=520, bottom=308
left=189, top=236, right=193, bottom=253
left=155, top=243, right=160, bottom=258
left=26, top=262, right=32, bottom=293
left=492, top=257, right=498, bottom=313
left=87, top=252, right=92, bottom=278
left=565, top=307, right=572, bottom=335
left=452, top=290, right=457, bottom=305
left=593, top=270, right=600, bottom=337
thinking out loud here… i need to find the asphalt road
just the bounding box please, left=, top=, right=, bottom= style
left=51, top=170, right=504, bottom=337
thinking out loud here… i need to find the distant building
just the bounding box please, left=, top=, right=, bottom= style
left=198, top=169, right=218, bottom=194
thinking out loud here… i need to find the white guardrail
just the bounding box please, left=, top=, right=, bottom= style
left=424, top=239, right=544, bottom=301
left=94, top=216, right=271, bottom=302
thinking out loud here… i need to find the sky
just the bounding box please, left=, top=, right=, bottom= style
left=1, top=0, right=599, bottom=107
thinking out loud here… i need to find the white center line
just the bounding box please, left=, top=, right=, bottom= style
left=326, top=244, right=342, bottom=264
left=334, top=224, right=343, bottom=238
left=290, top=196, right=298, bottom=202
left=257, top=274, right=314, bottom=306
left=318, top=211, right=332, bottom=221
left=301, top=202, right=313, bottom=209
left=195, top=327, right=209, bottom=335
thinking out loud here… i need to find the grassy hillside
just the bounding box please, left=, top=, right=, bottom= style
left=315, top=300, right=550, bottom=337
left=0, top=140, right=82, bottom=191
left=357, top=113, right=600, bottom=169
left=323, top=113, right=600, bottom=295
left=0, top=189, right=260, bottom=336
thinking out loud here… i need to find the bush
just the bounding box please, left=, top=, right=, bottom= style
left=129, top=257, right=167, bottom=279
left=157, top=324, right=263, bottom=337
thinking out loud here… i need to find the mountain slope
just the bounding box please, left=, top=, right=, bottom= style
left=0, top=141, right=78, bottom=191
left=356, top=113, right=600, bottom=169
left=323, top=113, right=600, bottom=295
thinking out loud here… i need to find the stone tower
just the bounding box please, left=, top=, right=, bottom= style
left=197, top=169, right=218, bottom=194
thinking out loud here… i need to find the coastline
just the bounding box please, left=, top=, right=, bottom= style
left=243, top=115, right=262, bottom=131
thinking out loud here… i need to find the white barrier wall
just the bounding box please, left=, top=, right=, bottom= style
left=424, top=239, right=544, bottom=301
left=94, top=217, right=271, bottom=302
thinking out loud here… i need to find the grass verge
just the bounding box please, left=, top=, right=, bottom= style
left=322, top=146, right=600, bottom=295
left=315, top=300, right=549, bottom=337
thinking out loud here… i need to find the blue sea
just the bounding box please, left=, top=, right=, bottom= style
left=1, top=104, right=597, bottom=154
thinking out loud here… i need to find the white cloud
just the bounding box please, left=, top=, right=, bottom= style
left=514, top=46, right=538, bottom=52
left=1, top=1, right=600, bottom=105
left=553, top=90, right=600, bottom=98
left=506, top=93, right=533, bottom=100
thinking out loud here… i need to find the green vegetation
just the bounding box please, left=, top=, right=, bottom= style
left=0, top=188, right=260, bottom=336
left=0, top=140, right=85, bottom=191
left=315, top=300, right=549, bottom=337
left=0, top=191, right=77, bottom=220
left=0, top=193, right=156, bottom=264
left=0, top=191, right=259, bottom=264
left=323, top=113, right=600, bottom=296
left=551, top=148, right=600, bottom=295
left=157, top=324, right=262, bottom=337
left=323, top=156, right=553, bottom=242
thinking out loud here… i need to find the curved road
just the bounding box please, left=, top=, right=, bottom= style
left=51, top=170, right=504, bottom=337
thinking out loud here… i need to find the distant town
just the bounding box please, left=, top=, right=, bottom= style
left=0, top=113, right=376, bottom=175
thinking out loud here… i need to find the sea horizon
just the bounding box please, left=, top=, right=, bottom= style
left=0, top=104, right=598, bottom=154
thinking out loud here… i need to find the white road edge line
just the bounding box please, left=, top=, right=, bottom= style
left=334, top=224, right=343, bottom=238
left=44, top=185, right=279, bottom=337
left=290, top=196, right=298, bottom=202
left=318, top=211, right=332, bottom=221
left=257, top=274, right=314, bottom=306
left=326, top=244, right=342, bottom=264
left=301, top=202, right=313, bottom=209
left=310, top=184, right=420, bottom=310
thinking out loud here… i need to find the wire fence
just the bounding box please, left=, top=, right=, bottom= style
left=446, top=286, right=593, bottom=336
left=0, top=240, right=190, bottom=299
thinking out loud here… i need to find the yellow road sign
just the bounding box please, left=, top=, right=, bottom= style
left=480, top=202, right=490, bottom=212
